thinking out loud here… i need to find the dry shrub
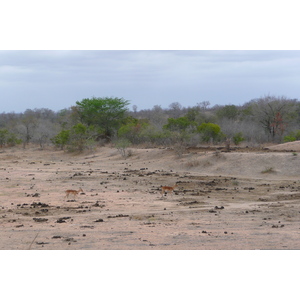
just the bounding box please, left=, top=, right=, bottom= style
left=210, top=151, right=226, bottom=161
left=185, top=158, right=201, bottom=168
left=185, top=157, right=212, bottom=169
left=173, top=142, right=186, bottom=158
left=201, top=160, right=212, bottom=167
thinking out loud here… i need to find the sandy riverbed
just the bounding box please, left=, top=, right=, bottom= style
left=1, top=143, right=300, bottom=250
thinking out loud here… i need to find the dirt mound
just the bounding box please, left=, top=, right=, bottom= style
left=268, top=141, right=300, bottom=151
left=179, top=151, right=300, bottom=178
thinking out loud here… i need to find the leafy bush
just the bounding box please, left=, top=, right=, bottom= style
left=135, top=126, right=173, bottom=146
left=118, top=117, right=149, bottom=144
left=163, top=117, right=197, bottom=132
left=7, top=134, right=22, bottom=146
left=51, top=130, right=70, bottom=150
left=197, top=123, right=223, bottom=143
left=233, top=132, right=245, bottom=145
left=52, top=123, right=98, bottom=152
left=283, top=135, right=296, bottom=143
left=0, top=129, right=22, bottom=147
left=283, top=130, right=300, bottom=143
left=69, top=123, right=89, bottom=152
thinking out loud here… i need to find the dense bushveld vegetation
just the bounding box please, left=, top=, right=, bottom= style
left=1, top=95, right=300, bottom=152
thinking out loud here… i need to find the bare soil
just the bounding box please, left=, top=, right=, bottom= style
left=1, top=143, right=300, bottom=250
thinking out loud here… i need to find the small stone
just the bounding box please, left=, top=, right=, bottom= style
left=94, top=219, right=104, bottom=222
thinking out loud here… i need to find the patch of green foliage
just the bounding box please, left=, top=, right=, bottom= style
left=75, top=97, right=130, bottom=139
left=0, top=129, right=22, bottom=147
left=118, top=117, right=149, bottom=144
left=233, top=132, right=245, bottom=145
left=283, top=130, right=300, bottom=143
left=163, top=116, right=197, bottom=132
left=52, top=123, right=98, bottom=152
left=197, top=123, right=223, bottom=142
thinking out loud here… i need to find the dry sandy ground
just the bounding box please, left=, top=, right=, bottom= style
left=1, top=143, right=300, bottom=250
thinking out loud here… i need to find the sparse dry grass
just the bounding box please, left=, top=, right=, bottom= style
left=261, top=167, right=276, bottom=174
left=185, top=158, right=201, bottom=168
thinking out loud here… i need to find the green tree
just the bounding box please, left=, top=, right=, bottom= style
left=51, top=129, right=70, bottom=150
left=163, top=116, right=197, bottom=132
left=197, top=123, right=223, bottom=142
left=75, top=97, right=130, bottom=139
left=118, top=117, right=149, bottom=144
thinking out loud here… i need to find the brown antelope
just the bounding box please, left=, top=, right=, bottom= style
left=160, top=184, right=178, bottom=197
left=65, top=187, right=84, bottom=199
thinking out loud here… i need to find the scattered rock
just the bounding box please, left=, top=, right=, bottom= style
left=64, top=238, right=77, bottom=242
left=214, top=206, right=225, bottom=210
left=272, top=224, right=285, bottom=228
left=73, top=172, right=83, bottom=177
left=107, top=214, right=129, bottom=218
left=33, top=218, right=48, bottom=222
left=92, top=202, right=105, bottom=208
left=36, top=242, right=49, bottom=245
left=31, top=202, right=49, bottom=208
left=56, top=217, right=71, bottom=223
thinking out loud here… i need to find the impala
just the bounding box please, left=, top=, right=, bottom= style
left=160, top=184, right=178, bottom=197
left=65, top=187, right=84, bottom=199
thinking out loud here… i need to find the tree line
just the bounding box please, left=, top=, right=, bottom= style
left=1, top=95, right=300, bottom=151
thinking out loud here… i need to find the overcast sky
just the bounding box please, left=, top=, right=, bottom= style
left=1, top=50, right=300, bottom=113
